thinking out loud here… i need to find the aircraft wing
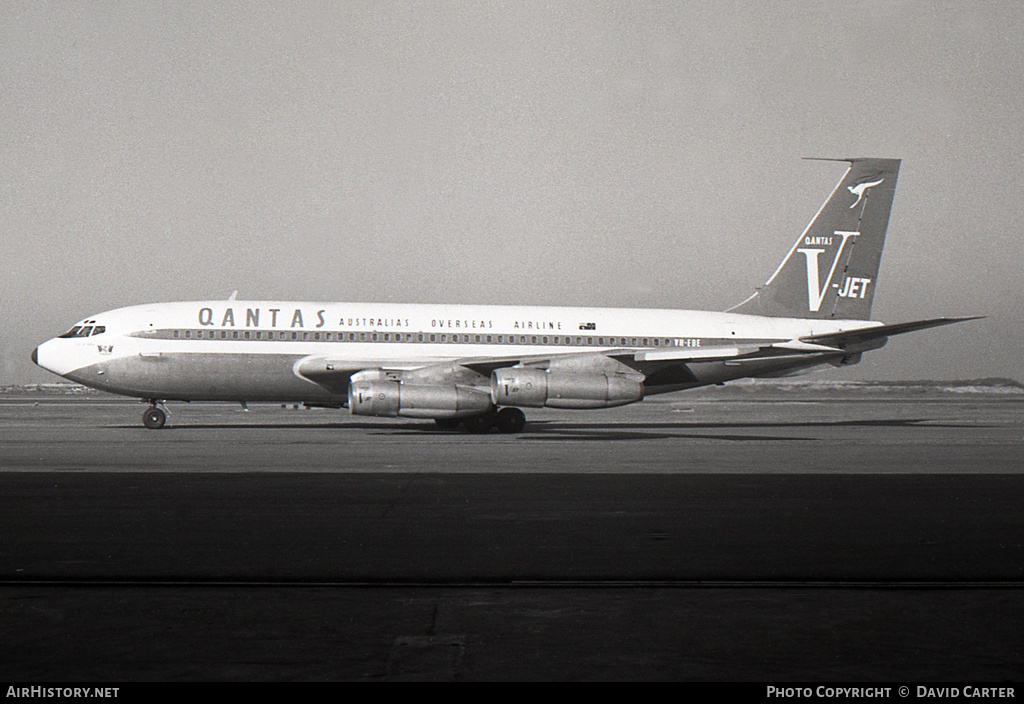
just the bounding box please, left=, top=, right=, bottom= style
left=300, top=342, right=839, bottom=395
left=297, top=316, right=981, bottom=397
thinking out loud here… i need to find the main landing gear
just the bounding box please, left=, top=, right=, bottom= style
left=142, top=401, right=168, bottom=429
left=435, top=407, right=527, bottom=434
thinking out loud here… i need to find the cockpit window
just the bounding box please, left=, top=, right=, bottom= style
left=58, top=325, right=97, bottom=338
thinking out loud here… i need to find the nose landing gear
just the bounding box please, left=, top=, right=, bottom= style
left=142, top=401, right=168, bottom=429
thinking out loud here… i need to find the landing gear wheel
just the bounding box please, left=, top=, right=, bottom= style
left=495, top=407, right=527, bottom=434
left=143, top=407, right=166, bottom=430
left=462, top=413, right=494, bottom=434
left=434, top=417, right=461, bottom=430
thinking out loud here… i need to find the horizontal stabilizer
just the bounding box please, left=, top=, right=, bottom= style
left=804, top=316, right=983, bottom=347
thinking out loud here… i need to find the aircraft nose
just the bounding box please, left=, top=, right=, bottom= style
left=31, top=339, right=76, bottom=377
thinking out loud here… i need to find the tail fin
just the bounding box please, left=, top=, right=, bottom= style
left=728, top=157, right=900, bottom=320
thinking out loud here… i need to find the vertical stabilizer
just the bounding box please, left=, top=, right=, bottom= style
left=729, top=158, right=900, bottom=320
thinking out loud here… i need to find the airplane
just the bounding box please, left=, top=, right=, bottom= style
left=32, top=157, right=979, bottom=432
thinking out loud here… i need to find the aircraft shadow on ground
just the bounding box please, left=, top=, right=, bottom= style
left=109, top=416, right=983, bottom=442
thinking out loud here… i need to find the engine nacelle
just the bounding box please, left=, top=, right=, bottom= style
left=491, top=368, right=643, bottom=409
left=348, top=380, right=492, bottom=419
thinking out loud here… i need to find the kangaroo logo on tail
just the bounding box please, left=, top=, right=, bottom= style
left=847, top=178, right=884, bottom=208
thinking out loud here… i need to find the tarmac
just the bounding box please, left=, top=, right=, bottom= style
left=0, top=386, right=1021, bottom=681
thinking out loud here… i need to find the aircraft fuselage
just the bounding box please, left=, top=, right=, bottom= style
left=33, top=300, right=881, bottom=404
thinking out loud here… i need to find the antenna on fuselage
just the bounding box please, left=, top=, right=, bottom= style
left=228, top=290, right=238, bottom=301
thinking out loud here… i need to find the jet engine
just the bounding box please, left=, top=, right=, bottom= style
left=348, top=380, right=492, bottom=419
left=491, top=368, right=643, bottom=409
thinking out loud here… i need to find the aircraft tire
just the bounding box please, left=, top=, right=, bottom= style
left=462, top=413, right=494, bottom=434
left=495, top=407, right=527, bottom=434
left=143, top=407, right=166, bottom=430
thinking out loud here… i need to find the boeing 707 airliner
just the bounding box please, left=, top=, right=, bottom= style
left=32, top=158, right=978, bottom=432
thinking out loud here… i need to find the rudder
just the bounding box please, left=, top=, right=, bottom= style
left=729, top=158, right=900, bottom=320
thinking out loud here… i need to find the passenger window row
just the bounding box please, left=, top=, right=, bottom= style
left=155, top=329, right=679, bottom=347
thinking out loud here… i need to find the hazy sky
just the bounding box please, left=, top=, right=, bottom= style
left=3, top=1, right=1022, bottom=383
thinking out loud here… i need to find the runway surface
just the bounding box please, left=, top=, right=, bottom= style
left=0, top=387, right=1022, bottom=680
